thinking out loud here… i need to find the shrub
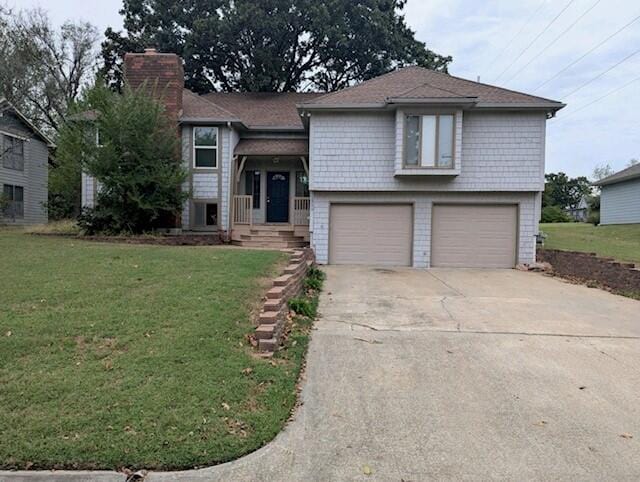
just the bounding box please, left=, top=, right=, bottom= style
left=541, top=205, right=571, bottom=223
left=587, top=210, right=600, bottom=226
left=64, top=82, right=187, bottom=234
left=303, top=266, right=326, bottom=291
left=288, top=297, right=317, bottom=318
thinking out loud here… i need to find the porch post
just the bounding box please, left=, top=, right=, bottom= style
left=300, top=156, right=309, bottom=176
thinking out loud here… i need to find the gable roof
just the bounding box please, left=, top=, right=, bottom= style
left=0, top=97, right=55, bottom=147
left=201, top=92, right=322, bottom=129
left=594, top=163, right=640, bottom=186
left=234, top=138, right=308, bottom=156
left=301, top=66, right=564, bottom=110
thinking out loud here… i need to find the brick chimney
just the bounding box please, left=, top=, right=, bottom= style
left=124, top=48, right=184, bottom=125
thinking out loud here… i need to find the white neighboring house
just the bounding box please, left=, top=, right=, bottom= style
left=82, top=49, right=565, bottom=268
left=594, top=164, right=640, bottom=225
left=565, top=195, right=589, bottom=222
left=0, top=98, right=53, bottom=225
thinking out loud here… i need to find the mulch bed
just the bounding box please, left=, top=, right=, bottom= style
left=32, top=232, right=222, bottom=246
left=537, top=248, right=640, bottom=299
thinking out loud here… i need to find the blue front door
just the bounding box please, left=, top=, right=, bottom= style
left=266, top=171, right=290, bottom=223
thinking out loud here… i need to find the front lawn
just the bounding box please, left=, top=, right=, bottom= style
left=0, top=229, right=308, bottom=470
left=540, top=223, right=640, bottom=264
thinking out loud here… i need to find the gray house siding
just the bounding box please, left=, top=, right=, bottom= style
left=600, top=178, right=640, bottom=225
left=0, top=114, right=48, bottom=225
left=311, top=191, right=537, bottom=268
left=309, top=111, right=546, bottom=192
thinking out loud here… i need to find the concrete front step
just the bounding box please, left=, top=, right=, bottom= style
left=233, top=240, right=308, bottom=248
left=241, top=234, right=299, bottom=242
left=248, top=230, right=297, bottom=237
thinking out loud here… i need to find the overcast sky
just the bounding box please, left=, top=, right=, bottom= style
left=12, top=0, right=640, bottom=178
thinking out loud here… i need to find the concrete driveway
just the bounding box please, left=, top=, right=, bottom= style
left=7, top=267, right=640, bottom=481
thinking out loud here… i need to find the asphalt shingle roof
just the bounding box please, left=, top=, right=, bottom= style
left=594, top=163, right=640, bottom=186
left=301, top=66, right=563, bottom=107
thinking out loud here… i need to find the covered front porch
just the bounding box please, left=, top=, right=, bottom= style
left=230, top=139, right=310, bottom=246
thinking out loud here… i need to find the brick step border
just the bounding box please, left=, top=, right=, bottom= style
left=256, top=248, right=315, bottom=353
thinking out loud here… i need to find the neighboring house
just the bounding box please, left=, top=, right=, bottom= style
left=0, top=98, right=52, bottom=225
left=594, top=164, right=640, bottom=225
left=82, top=48, right=564, bottom=268
left=565, top=195, right=589, bottom=222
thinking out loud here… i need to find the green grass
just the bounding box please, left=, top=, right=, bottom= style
left=0, top=229, right=311, bottom=470
left=540, top=223, right=640, bottom=264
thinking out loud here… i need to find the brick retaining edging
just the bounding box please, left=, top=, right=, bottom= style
left=537, top=249, right=640, bottom=296
left=255, top=248, right=315, bottom=353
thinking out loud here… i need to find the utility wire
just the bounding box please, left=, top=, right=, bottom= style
left=556, top=75, right=640, bottom=121
left=533, top=12, right=640, bottom=92
left=486, top=0, right=547, bottom=73
left=494, top=0, right=576, bottom=82
left=563, top=46, right=640, bottom=98
left=505, top=0, right=602, bottom=84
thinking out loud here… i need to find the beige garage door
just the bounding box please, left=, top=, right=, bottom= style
left=431, top=204, right=518, bottom=268
left=329, top=204, right=413, bottom=266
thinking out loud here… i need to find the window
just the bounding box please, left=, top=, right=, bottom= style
left=404, top=114, right=455, bottom=168
left=295, top=171, right=309, bottom=197
left=3, top=184, right=24, bottom=219
left=193, top=202, right=218, bottom=227
left=193, top=127, right=218, bottom=168
left=244, top=171, right=261, bottom=209
left=2, top=134, right=24, bottom=171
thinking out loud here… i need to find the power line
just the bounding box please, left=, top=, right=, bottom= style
left=494, top=0, right=576, bottom=82
left=563, top=46, right=640, bottom=98
left=486, top=0, right=547, bottom=72
left=556, top=75, right=640, bottom=121
left=505, top=0, right=602, bottom=84
left=533, top=12, right=640, bottom=92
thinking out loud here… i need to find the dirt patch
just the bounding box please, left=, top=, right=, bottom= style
left=32, top=232, right=222, bottom=246
left=538, top=249, right=640, bottom=299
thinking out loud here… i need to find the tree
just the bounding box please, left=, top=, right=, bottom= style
left=100, top=0, right=452, bottom=93
left=592, top=163, right=614, bottom=182
left=543, top=172, right=591, bottom=211
left=0, top=7, right=99, bottom=136
left=73, top=83, right=188, bottom=234
left=627, top=158, right=639, bottom=167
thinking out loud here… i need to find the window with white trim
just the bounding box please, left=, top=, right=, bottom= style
left=193, top=127, right=218, bottom=168
left=404, top=114, right=455, bottom=168
left=2, top=134, right=25, bottom=171
left=2, top=184, right=24, bottom=218
left=193, top=201, right=218, bottom=227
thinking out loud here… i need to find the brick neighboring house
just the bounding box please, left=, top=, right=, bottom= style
left=1, top=98, right=52, bottom=225
left=82, top=48, right=565, bottom=268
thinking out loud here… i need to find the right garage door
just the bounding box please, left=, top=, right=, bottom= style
left=431, top=204, right=518, bottom=268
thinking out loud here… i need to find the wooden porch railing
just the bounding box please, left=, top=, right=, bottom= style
left=293, top=197, right=310, bottom=225
left=233, top=195, right=253, bottom=225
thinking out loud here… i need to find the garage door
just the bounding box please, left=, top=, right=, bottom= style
left=431, top=204, right=518, bottom=268
left=329, top=204, right=412, bottom=266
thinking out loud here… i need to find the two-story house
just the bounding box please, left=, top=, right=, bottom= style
left=1, top=98, right=52, bottom=226
left=82, top=49, right=564, bottom=268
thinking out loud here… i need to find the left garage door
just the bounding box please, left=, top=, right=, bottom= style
left=329, top=204, right=413, bottom=266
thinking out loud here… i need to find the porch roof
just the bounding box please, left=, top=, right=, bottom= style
left=234, top=138, right=308, bottom=156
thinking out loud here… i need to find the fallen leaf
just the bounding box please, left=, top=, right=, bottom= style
left=5, top=331, right=11, bottom=337
left=242, top=367, right=253, bottom=375
left=534, top=420, right=547, bottom=427
left=620, top=433, right=633, bottom=439
left=222, top=402, right=230, bottom=411
left=362, top=465, right=373, bottom=475
left=579, top=386, right=586, bottom=390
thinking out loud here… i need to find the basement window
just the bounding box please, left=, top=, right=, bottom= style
left=193, top=201, right=218, bottom=228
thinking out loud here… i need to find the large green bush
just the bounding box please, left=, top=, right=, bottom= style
left=67, top=83, right=187, bottom=234
left=541, top=205, right=571, bottom=223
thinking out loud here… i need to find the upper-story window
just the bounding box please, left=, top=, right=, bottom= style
left=404, top=114, right=455, bottom=168
left=2, top=134, right=25, bottom=171
left=193, top=126, right=218, bottom=168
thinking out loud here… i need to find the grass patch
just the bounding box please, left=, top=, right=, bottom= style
left=0, top=229, right=314, bottom=471
left=540, top=223, right=640, bottom=264
left=23, top=219, right=81, bottom=235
